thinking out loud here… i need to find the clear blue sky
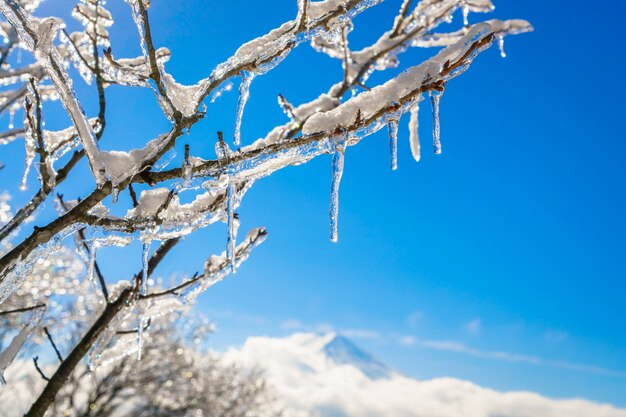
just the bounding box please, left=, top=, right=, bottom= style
left=1, top=0, right=625, bottom=408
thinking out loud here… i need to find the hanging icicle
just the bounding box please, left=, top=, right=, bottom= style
left=387, top=117, right=399, bottom=171
left=409, top=104, right=420, bottom=162
left=430, top=89, right=444, bottom=155
left=0, top=306, right=45, bottom=385
left=8, top=108, right=15, bottom=130
left=462, top=5, right=470, bottom=26
left=498, top=35, right=506, bottom=58
left=141, top=240, right=151, bottom=295
left=87, top=241, right=98, bottom=284
left=329, top=132, right=347, bottom=243
left=226, top=182, right=238, bottom=273
left=111, top=186, right=120, bottom=204
left=233, top=71, right=255, bottom=147
left=136, top=316, right=145, bottom=361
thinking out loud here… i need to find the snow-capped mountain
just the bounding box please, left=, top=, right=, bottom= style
left=223, top=332, right=626, bottom=417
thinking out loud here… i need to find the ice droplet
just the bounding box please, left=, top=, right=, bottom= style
left=387, top=117, right=399, bottom=171
left=409, top=104, right=420, bottom=163
left=430, top=89, right=443, bottom=155
left=462, top=6, right=469, bottom=27
left=233, top=71, right=254, bottom=147
left=498, top=35, right=506, bottom=58
left=329, top=133, right=347, bottom=243
left=226, top=182, right=237, bottom=273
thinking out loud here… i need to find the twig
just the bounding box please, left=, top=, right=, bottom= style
left=56, top=194, right=109, bottom=303
left=0, top=303, right=46, bottom=316
left=390, top=0, right=413, bottom=37
left=128, top=183, right=139, bottom=207
left=33, top=357, right=50, bottom=382
left=43, top=327, right=63, bottom=363
left=25, top=78, right=53, bottom=193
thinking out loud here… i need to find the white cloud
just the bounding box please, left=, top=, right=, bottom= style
left=223, top=333, right=626, bottom=417
left=420, top=340, right=626, bottom=377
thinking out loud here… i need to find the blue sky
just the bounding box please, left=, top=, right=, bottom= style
left=1, top=0, right=626, bottom=409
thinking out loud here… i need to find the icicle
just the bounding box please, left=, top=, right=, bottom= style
left=430, top=89, right=444, bottom=155
left=141, top=240, right=150, bottom=295
left=136, top=316, right=144, bottom=361
left=8, top=108, right=14, bottom=129
left=210, top=80, right=233, bottom=103
left=0, top=307, right=44, bottom=385
left=329, top=133, right=347, bottom=243
left=87, top=241, right=98, bottom=284
left=498, top=35, right=506, bottom=58
left=111, top=186, right=119, bottom=204
left=137, top=239, right=151, bottom=361
left=387, top=117, right=399, bottom=171
left=462, top=5, right=470, bottom=27
left=226, top=182, right=237, bottom=273
left=409, top=104, right=421, bottom=162
left=182, top=144, right=192, bottom=186
left=233, top=71, right=254, bottom=147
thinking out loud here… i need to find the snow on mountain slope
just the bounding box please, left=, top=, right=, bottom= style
left=223, top=332, right=626, bottom=417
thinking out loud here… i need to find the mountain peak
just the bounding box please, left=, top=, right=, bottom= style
left=290, top=332, right=392, bottom=379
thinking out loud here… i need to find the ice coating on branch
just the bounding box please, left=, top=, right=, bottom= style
left=185, top=227, right=267, bottom=302
left=409, top=103, right=420, bottom=162
left=0, top=306, right=45, bottom=385
left=43, top=118, right=101, bottom=160
left=0, top=223, right=82, bottom=304
left=387, top=116, right=399, bottom=170
left=100, top=47, right=171, bottom=87
left=430, top=89, right=443, bottom=155
left=0, top=3, right=106, bottom=184
left=412, top=19, right=533, bottom=48
left=20, top=120, right=36, bottom=191
left=63, top=0, right=113, bottom=84
left=329, top=134, right=346, bottom=243
left=233, top=71, right=254, bottom=147
left=278, top=94, right=297, bottom=121
left=303, top=23, right=495, bottom=136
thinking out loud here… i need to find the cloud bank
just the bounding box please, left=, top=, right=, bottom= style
left=224, top=332, right=626, bottom=417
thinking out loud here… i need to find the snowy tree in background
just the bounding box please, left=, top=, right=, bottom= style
left=0, top=0, right=531, bottom=415
left=0, top=243, right=281, bottom=417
